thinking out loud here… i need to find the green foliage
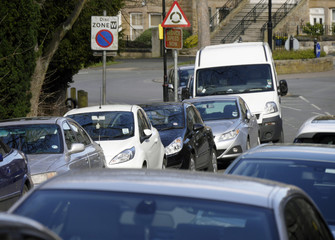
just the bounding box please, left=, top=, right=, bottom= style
left=303, top=23, right=324, bottom=36
left=135, top=29, right=152, bottom=45
left=0, top=0, right=39, bottom=119
left=184, top=35, right=198, bottom=48
left=273, top=49, right=326, bottom=60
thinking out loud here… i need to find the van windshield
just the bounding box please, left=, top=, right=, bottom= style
left=195, top=64, right=273, bottom=96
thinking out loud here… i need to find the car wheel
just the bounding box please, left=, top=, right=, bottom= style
left=188, top=154, right=196, bottom=171
left=257, top=134, right=261, bottom=145
left=273, top=130, right=284, bottom=143
left=207, top=149, right=218, bottom=173
left=142, top=162, right=148, bottom=169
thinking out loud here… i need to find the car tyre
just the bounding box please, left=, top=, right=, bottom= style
left=22, top=184, right=29, bottom=196
left=162, top=156, right=167, bottom=169
left=273, top=130, right=284, bottom=143
left=207, top=149, right=218, bottom=173
left=246, top=138, right=251, bottom=150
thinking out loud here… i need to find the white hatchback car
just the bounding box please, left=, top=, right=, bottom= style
left=65, top=104, right=166, bottom=169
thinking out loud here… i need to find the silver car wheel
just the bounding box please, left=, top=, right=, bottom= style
left=189, top=155, right=196, bottom=171
left=211, top=151, right=218, bottom=173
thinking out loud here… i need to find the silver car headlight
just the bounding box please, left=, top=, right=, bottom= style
left=219, top=129, right=240, bottom=141
left=165, top=137, right=183, bottom=156
left=110, top=147, right=135, bottom=165
left=264, top=101, right=278, bottom=114
left=31, top=171, right=57, bottom=185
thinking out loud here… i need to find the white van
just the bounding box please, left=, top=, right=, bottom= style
left=189, top=42, right=288, bottom=143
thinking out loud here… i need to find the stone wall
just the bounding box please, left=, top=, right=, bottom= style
left=275, top=56, right=334, bottom=74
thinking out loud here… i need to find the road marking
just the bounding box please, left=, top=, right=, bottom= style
left=311, top=104, right=321, bottom=110
left=281, top=106, right=302, bottom=111
left=312, top=112, right=322, bottom=115
left=325, top=112, right=332, bottom=115
left=299, top=96, right=309, bottom=103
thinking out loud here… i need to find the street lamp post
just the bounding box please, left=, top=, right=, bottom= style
left=162, top=0, right=168, bottom=101
left=267, top=0, right=272, bottom=50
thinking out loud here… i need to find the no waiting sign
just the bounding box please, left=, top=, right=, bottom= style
left=91, top=16, right=118, bottom=51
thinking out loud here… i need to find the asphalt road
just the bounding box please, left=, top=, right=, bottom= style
left=70, top=56, right=335, bottom=143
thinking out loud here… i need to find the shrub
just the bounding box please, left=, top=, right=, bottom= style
left=135, top=28, right=152, bottom=45
left=184, top=35, right=198, bottom=48
left=303, top=23, right=324, bottom=36
left=272, top=49, right=326, bottom=60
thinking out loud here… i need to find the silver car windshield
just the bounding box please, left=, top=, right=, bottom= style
left=192, top=100, right=239, bottom=121
left=230, top=159, right=335, bottom=225
left=0, top=124, right=62, bottom=154
left=195, top=64, right=273, bottom=96
left=13, top=190, right=279, bottom=240
left=67, top=111, right=134, bottom=141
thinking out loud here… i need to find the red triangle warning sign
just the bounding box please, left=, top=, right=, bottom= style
left=161, top=1, right=191, bottom=28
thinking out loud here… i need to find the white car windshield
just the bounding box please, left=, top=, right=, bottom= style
left=196, top=64, right=273, bottom=96
left=68, top=111, right=134, bottom=141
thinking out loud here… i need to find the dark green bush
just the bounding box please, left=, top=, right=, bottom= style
left=303, top=23, right=324, bottom=36
left=273, top=49, right=326, bottom=60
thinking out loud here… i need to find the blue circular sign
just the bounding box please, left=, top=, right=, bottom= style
left=96, top=29, right=113, bottom=48
left=315, top=42, right=321, bottom=58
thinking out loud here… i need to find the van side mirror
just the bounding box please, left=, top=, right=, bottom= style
left=246, top=110, right=252, bottom=120
left=279, top=79, right=288, bottom=96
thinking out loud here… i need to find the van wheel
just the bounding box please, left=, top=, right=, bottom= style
left=273, top=130, right=284, bottom=143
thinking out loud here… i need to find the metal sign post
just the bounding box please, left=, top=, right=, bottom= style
left=174, top=49, right=178, bottom=102
left=91, top=11, right=118, bottom=105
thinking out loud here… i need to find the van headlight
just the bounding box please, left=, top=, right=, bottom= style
left=219, top=129, right=239, bottom=141
left=264, top=102, right=278, bottom=114
left=110, top=147, right=135, bottom=165
left=165, top=137, right=183, bottom=156
left=31, top=172, right=57, bottom=185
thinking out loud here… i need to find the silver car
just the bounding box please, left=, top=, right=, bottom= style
left=0, top=117, right=106, bottom=186
left=294, top=115, right=335, bottom=144
left=185, top=96, right=260, bottom=163
left=8, top=169, right=333, bottom=240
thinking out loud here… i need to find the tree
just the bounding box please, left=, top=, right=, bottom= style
left=197, top=0, right=210, bottom=48
left=1, top=0, right=124, bottom=118
left=0, top=0, right=39, bottom=119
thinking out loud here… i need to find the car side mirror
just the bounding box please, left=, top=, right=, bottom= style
left=181, top=87, right=190, bottom=100
left=69, top=143, right=85, bottom=154
left=141, top=129, right=152, bottom=143
left=246, top=110, right=252, bottom=120
left=279, top=79, right=288, bottom=96
left=193, top=123, right=204, bottom=131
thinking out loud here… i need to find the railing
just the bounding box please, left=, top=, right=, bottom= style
left=221, top=0, right=267, bottom=43
left=209, top=0, right=243, bottom=32
left=261, top=0, right=298, bottom=38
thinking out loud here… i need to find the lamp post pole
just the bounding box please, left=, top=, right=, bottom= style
left=267, top=0, right=273, bottom=50
left=162, top=0, right=168, bottom=101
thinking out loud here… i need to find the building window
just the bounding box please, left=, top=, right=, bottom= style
left=130, top=13, right=143, bottom=40
left=310, top=8, right=324, bottom=25
left=149, top=13, right=161, bottom=28
left=332, top=9, right=335, bottom=23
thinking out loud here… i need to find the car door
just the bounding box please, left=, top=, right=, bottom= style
left=186, top=105, right=210, bottom=169
left=67, top=120, right=104, bottom=169
left=62, top=121, right=89, bottom=170
left=137, top=109, right=162, bottom=168
left=239, top=98, right=259, bottom=147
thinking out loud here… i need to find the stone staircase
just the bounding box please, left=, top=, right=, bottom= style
left=211, top=3, right=283, bottom=45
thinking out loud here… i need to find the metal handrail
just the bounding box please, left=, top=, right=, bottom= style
left=210, top=0, right=243, bottom=32
left=260, top=0, right=298, bottom=35
left=221, top=0, right=267, bottom=43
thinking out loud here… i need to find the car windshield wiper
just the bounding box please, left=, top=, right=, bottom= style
left=243, top=87, right=267, bottom=93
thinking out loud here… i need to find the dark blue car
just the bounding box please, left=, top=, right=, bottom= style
left=0, top=139, right=32, bottom=211
left=141, top=102, right=217, bottom=171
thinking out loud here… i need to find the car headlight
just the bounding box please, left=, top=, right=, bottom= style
left=219, top=129, right=239, bottom=141
left=264, top=101, right=278, bottom=114
left=110, top=147, right=135, bottom=165
left=165, top=137, right=183, bottom=156
left=31, top=172, right=57, bottom=185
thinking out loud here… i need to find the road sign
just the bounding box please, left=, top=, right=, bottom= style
left=161, top=1, right=190, bottom=28
left=315, top=42, right=321, bottom=58
left=165, top=28, right=183, bottom=49
left=91, top=16, right=118, bottom=51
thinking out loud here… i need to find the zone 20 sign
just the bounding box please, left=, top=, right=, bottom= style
left=91, top=16, right=118, bottom=51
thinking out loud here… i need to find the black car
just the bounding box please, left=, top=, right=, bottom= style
left=167, top=65, right=194, bottom=101
left=141, top=102, right=217, bottom=171
left=0, top=139, right=32, bottom=211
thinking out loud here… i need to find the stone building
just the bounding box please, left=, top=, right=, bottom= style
left=120, top=0, right=335, bottom=42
